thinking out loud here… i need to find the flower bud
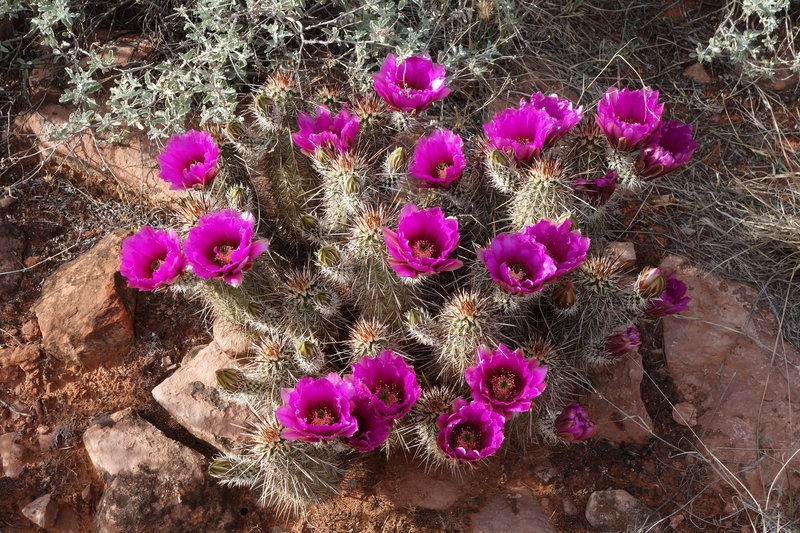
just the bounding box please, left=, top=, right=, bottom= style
left=318, top=246, right=340, bottom=266
left=225, top=120, right=244, bottom=139
left=488, top=149, right=510, bottom=168
left=604, top=327, right=641, bottom=358
left=406, top=308, right=427, bottom=327
left=314, top=291, right=332, bottom=307
left=216, top=368, right=243, bottom=392
left=554, top=403, right=595, bottom=442
left=297, top=341, right=317, bottom=360
left=208, top=459, right=234, bottom=477
left=552, top=281, right=576, bottom=309
left=385, top=146, right=406, bottom=174
left=556, top=212, right=579, bottom=230
left=636, top=267, right=666, bottom=300
left=299, top=214, right=318, bottom=231
left=254, top=94, right=271, bottom=113
left=344, top=174, right=362, bottom=195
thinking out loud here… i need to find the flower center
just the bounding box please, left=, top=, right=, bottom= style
left=436, top=162, right=451, bottom=180
left=308, top=406, right=334, bottom=426
left=411, top=239, right=437, bottom=259
left=150, top=259, right=163, bottom=272
left=489, top=370, right=519, bottom=402
left=188, top=159, right=201, bottom=167
left=376, top=383, right=401, bottom=407
left=508, top=264, right=528, bottom=282
left=213, top=244, right=236, bottom=266
left=451, top=423, right=482, bottom=451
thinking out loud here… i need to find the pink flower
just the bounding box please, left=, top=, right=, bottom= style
left=572, top=169, right=618, bottom=206
left=350, top=350, right=421, bottom=420
left=634, top=120, right=698, bottom=179
left=157, top=130, right=219, bottom=190
left=595, top=87, right=664, bottom=151
left=120, top=226, right=185, bottom=290
left=291, top=105, right=360, bottom=156
left=436, top=399, right=505, bottom=462
left=276, top=373, right=358, bottom=442
left=483, top=105, right=556, bottom=162
left=523, top=92, right=583, bottom=146
left=341, top=392, right=392, bottom=452
left=382, top=203, right=463, bottom=278
left=408, top=129, right=466, bottom=188
left=478, top=232, right=557, bottom=295
left=373, top=54, right=450, bottom=113
left=522, top=218, right=590, bottom=278
left=554, top=403, right=595, bottom=442
left=183, top=210, right=269, bottom=287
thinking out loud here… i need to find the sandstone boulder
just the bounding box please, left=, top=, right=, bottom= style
left=32, top=229, right=136, bottom=368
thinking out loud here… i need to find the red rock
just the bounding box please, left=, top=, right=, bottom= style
left=21, top=493, right=59, bottom=529
left=0, top=432, right=31, bottom=478
left=472, top=490, right=555, bottom=533
left=21, top=319, right=40, bottom=340
left=661, top=254, right=800, bottom=502
left=0, top=196, right=15, bottom=210
left=672, top=402, right=697, bottom=427
left=585, top=489, right=653, bottom=531
left=152, top=342, right=254, bottom=453
left=377, top=463, right=463, bottom=511
left=682, top=63, right=712, bottom=84
left=587, top=351, right=653, bottom=444
left=14, top=105, right=180, bottom=206
left=32, top=230, right=137, bottom=368
left=212, top=317, right=251, bottom=360
left=0, top=222, right=26, bottom=299
left=9, top=344, right=41, bottom=373
left=607, top=241, right=636, bottom=270
left=50, top=504, right=81, bottom=533
left=83, top=408, right=240, bottom=533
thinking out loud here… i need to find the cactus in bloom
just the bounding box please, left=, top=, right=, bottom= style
left=121, top=57, right=696, bottom=514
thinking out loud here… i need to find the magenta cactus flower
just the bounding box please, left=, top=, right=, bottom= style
left=407, top=129, right=466, bottom=188
left=276, top=373, right=358, bottom=442
left=120, top=226, right=185, bottom=291
left=350, top=350, right=421, bottom=420
left=483, top=105, right=557, bottom=162
left=554, top=403, right=595, bottom=442
left=644, top=273, right=691, bottom=318
left=464, top=344, right=548, bottom=417
left=373, top=54, right=450, bottom=113
left=341, top=392, right=392, bottom=452
left=478, top=232, right=557, bottom=295
left=523, top=92, right=584, bottom=146
left=436, top=399, right=505, bottom=462
left=634, top=120, right=698, bottom=179
left=183, top=209, right=269, bottom=287
left=572, top=169, right=618, bottom=206
left=522, top=218, right=590, bottom=279
left=157, top=130, right=219, bottom=190
left=382, top=203, right=463, bottom=278
left=604, top=327, right=641, bottom=358
left=291, top=105, right=360, bottom=156
left=595, top=87, right=664, bottom=151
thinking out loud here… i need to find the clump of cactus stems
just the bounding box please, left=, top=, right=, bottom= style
left=119, top=54, right=696, bottom=515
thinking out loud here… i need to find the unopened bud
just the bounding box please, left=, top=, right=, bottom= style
left=344, top=174, right=362, bottom=195
left=406, top=308, right=426, bottom=327
left=216, top=368, right=243, bottom=392
left=254, top=94, right=271, bottom=113
left=488, top=149, right=510, bottom=168
left=318, top=246, right=340, bottom=266
left=557, top=212, right=579, bottom=230
left=299, top=214, right=318, bottom=231
left=314, top=291, right=332, bottom=307
left=297, top=341, right=317, bottom=360
left=385, top=146, right=406, bottom=174
left=553, top=281, right=576, bottom=309
left=208, top=459, right=234, bottom=477
left=225, top=120, right=244, bottom=139
left=636, top=267, right=665, bottom=299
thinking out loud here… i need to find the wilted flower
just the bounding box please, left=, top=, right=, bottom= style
left=407, top=129, right=466, bottom=188
left=436, top=399, right=505, bottom=461
left=382, top=203, right=463, bottom=278
left=523, top=92, right=584, bottom=146
left=554, top=403, right=595, bottom=442
left=341, top=392, right=392, bottom=452
left=275, top=373, right=358, bottom=442
left=464, top=344, right=548, bottom=417
left=373, top=54, right=450, bottom=113
left=183, top=210, right=269, bottom=287
left=634, top=120, right=698, bottom=179
left=157, top=130, right=219, bottom=189
left=572, top=169, right=618, bottom=206
left=483, top=105, right=557, bottom=162
left=291, top=105, right=360, bottom=156
left=120, top=226, right=185, bottom=291
left=636, top=267, right=666, bottom=300
left=604, top=327, right=641, bottom=358
left=522, top=218, right=590, bottom=278
left=595, top=87, right=664, bottom=151
left=350, top=350, right=421, bottom=420
left=478, top=232, right=557, bottom=295
left=645, top=273, right=690, bottom=318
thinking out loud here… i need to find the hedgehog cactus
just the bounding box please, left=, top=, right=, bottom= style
left=119, top=57, right=696, bottom=515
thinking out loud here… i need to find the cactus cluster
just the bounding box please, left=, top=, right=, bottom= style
left=120, top=53, right=696, bottom=515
